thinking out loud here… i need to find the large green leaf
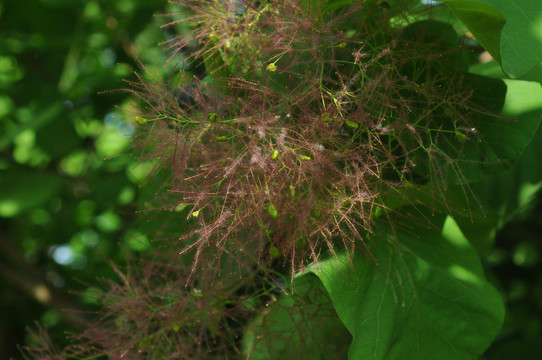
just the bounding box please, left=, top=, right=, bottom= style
left=445, top=0, right=505, bottom=64
left=463, top=114, right=542, bottom=232
left=378, top=178, right=500, bottom=257
left=471, top=122, right=542, bottom=226
left=445, top=0, right=542, bottom=77
left=243, top=274, right=351, bottom=359
left=397, top=75, right=542, bottom=186
left=466, top=61, right=542, bottom=226
left=303, top=216, right=504, bottom=360
left=454, top=77, right=542, bottom=183
left=476, top=0, right=542, bottom=77
left=477, top=78, right=542, bottom=169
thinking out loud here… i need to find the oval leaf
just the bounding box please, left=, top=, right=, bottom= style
left=243, top=274, right=351, bottom=359
left=478, top=0, right=542, bottom=77
left=303, top=216, right=504, bottom=360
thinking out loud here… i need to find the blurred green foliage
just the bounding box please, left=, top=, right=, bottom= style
left=0, top=0, right=174, bottom=357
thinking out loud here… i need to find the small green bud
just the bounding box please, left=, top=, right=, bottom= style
left=214, top=136, right=228, bottom=142
left=345, top=120, right=359, bottom=129
left=134, top=116, right=151, bottom=125
left=175, top=204, right=187, bottom=212
left=208, top=113, right=218, bottom=121
left=208, top=33, right=219, bottom=42
left=372, top=206, right=382, bottom=219
left=455, top=131, right=467, bottom=143
left=267, top=203, right=279, bottom=218
left=269, top=245, right=280, bottom=258
left=271, top=149, right=279, bottom=160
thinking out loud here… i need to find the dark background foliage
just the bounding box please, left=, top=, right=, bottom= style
left=0, top=0, right=173, bottom=357
left=0, top=0, right=541, bottom=359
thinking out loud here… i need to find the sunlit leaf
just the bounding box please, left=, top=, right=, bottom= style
left=452, top=76, right=542, bottom=183
left=477, top=0, right=542, bottom=77
left=304, top=215, right=504, bottom=360
left=445, top=0, right=506, bottom=64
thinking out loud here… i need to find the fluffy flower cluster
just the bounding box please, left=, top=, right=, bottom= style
left=129, top=0, right=476, bottom=274
left=21, top=1, right=487, bottom=358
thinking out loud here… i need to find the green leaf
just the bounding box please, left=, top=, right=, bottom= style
left=469, top=116, right=542, bottom=229
left=476, top=0, right=542, bottom=77
left=445, top=0, right=506, bottom=64
left=479, top=78, right=542, bottom=167
left=0, top=167, right=63, bottom=217
left=453, top=76, right=542, bottom=183
left=379, top=181, right=499, bottom=257
left=465, top=61, right=542, bottom=227
left=243, top=274, right=351, bottom=359
left=267, top=203, right=279, bottom=218
left=446, top=0, right=542, bottom=77
left=303, top=216, right=504, bottom=360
